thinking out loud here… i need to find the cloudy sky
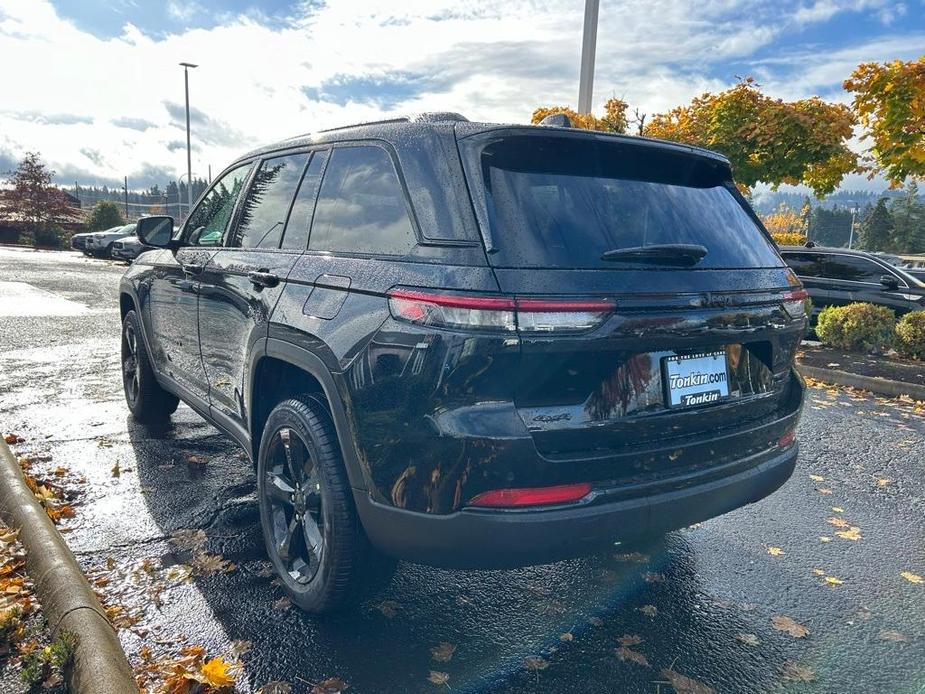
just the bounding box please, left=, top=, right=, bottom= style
left=0, top=0, right=922, bottom=192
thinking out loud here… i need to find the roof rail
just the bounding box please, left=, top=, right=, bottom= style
left=317, top=112, right=468, bottom=134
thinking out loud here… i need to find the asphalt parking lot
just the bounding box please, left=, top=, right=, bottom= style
left=1, top=246, right=923, bottom=693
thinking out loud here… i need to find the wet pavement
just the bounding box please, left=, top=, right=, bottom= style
left=0, top=246, right=923, bottom=693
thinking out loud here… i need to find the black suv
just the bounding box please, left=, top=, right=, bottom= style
left=780, top=245, right=925, bottom=319
left=120, top=114, right=806, bottom=612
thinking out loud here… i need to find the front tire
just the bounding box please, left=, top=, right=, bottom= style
left=121, top=310, right=179, bottom=423
left=257, top=395, right=393, bottom=613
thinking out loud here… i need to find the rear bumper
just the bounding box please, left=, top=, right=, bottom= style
left=355, top=442, right=798, bottom=569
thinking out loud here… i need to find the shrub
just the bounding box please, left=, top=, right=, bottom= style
left=895, top=311, right=925, bottom=359
left=815, top=303, right=895, bottom=352
left=32, top=225, right=64, bottom=248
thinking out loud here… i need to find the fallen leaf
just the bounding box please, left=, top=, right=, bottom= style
left=809, top=474, right=824, bottom=482
left=827, top=516, right=850, bottom=528
left=643, top=572, right=665, bottom=583
left=638, top=604, right=657, bottom=618
left=427, top=671, right=449, bottom=686
left=780, top=661, right=816, bottom=683
left=229, top=640, right=252, bottom=658
left=375, top=600, right=400, bottom=618
left=52, top=466, right=67, bottom=477
left=660, top=668, right=714, bottom=694
left=901, top=571, right=923, bottom=584
left=186, top=454, right=208, bottom=466
left=171, top=528, right=208, bottom=552
left=111, top=462, right=120, bottom=477
left=312, top=676, right=350, bottom=693
left=879, top=629, right=908, bottom=642
left=831, top=506, right=844, bottom=513
left=767, top=546, right=785, bottom=556
left=812, top=568, right=825, bottom=576
left=3, top=434, right=23, bottom=444
left=258, top=683, right=292, bottom=694
left=876, top=478, right=891, bottom=488
left=559, top=632, right=573, bottom=642
left=824, top=576, right=844, bottom=586
left=616, top=646, right=649, bottom=666
left=523, top=656, right=548, bottom=671
left=736, top=633, right=760, bottom=646
left=819, top=536, right=832, bottom=543
left=835, top=527, right=862, bottom=541
left=191, top=552, right=235, bottom=575
left=771, top=615, right=809, bottom=638
left=200, top=657, right=236, bottom=688
left=273, top=596, right=291, bottom=611
left=816, top=487, right=833, bottom=495
left=430, top=642, right=456, bottom=662
left=617, top=634, right=644, bottom=647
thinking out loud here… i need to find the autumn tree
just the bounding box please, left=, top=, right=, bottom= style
left=87, top=200, right=124, bottom=232
left=3, top=152, right=72, bottom=246
left=844, top=57, right=925, bottom=187
left=531, top=97, right=629, bottom=133
left=856, top=198, right=894, bottom=251
left=761, top=204, right=806, bottom=245
left=644, top=78, right=858, bottom=196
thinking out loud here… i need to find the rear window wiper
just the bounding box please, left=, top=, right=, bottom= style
left=601, top=244, right=708, bottom=266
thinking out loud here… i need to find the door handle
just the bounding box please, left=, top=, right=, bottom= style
left=183, top=263, right=203, bottom=276
left=248, top=270, right=280, bottom=289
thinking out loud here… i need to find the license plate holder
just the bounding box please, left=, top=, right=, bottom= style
left=663, top=351, right=729, bottom=409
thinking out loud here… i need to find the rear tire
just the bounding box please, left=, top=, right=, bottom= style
left=257, top=395, right=394, bottom=613
left=121, top=310, right=179, bottom=423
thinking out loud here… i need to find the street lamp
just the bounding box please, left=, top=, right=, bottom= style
left=179, top=62, right=198, bottom=219
left=847, top=202, right=860, bottom=249
left=577, top=0, right=600, bottom=115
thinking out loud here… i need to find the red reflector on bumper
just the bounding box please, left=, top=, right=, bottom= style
left=778, top=430, right=796, bottom=448
left=468, top=483, right=593, bottom=508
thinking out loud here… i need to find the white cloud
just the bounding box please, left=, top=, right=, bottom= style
left=0, top=0, right=916, bottom=190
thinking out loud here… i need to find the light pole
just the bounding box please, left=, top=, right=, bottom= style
left=180, top=62, right=198, bottom=219
left=577, top=0, right=600, bottom=115
left=847, top=202, right=860, bottom=249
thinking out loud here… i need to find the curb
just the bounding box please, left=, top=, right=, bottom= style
left=0, top=440, right=137, bottom=693
left=797, top=362, right=925, bottom=401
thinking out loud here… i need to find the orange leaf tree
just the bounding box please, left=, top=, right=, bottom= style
left=761, top=204, right=806, bottom=245
left=844, top=57, right=925, bottom=187
left=531, top=97, right=629, bottom=134
left=644, top=78, right=858, bottom=196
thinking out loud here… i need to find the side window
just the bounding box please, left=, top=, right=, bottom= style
left=309, top=145, right=416, bottom=256
left=231, top=153, right=309, bottom=249
left=782, top=252, right=823, bottom=278
left=281, top=151, right=328, bottom=251
left=185, top=164, right=252, bottom=247
left=823, top=255, right=884, bottom=283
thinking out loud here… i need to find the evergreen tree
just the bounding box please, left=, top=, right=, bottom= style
left=857, top=198, right=894, bottom=251
left=890, top=182, right=924, bottom=253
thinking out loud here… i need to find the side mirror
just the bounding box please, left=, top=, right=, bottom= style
left=880, top=274, right=899, bottom=290
left=136, top=216, right=175, bottom=248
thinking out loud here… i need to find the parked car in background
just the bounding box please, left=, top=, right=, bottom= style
left=111, top=234, right=151, bottom=262
left=120, top=113, right=806, bottom=613
left=70, top=229, right=97, bottom=252
left=81, top=223, right=136, bottom=258
left=904, top=267, right=925, bottom=283
left=780, top=244, right=925, bottom=319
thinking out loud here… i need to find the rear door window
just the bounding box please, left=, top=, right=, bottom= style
left=308, top=145, right=416, bottom=256
left=231, top=153, right=309, bottom=249
left=282, top=151, right=328, bottom=251
left=823, top=255, right=886, bottom=284
left=461, top=134, right=783, bottom=269
left=782, top=252, right=824, bottom=277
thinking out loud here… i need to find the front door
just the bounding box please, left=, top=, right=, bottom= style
left=198, top=152, right=313, bottom=428
left=147, top=163, right=254, bottom=403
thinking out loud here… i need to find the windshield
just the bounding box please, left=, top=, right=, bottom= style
left=461, top=134, right=783, bottom=270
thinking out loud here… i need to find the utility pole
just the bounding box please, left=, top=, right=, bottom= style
left=208, top=164, right=212, bottom=184
left=577, top=0, right=600, bottom=115
left=180, top=62, right=198, bottom=218
left=123, top=176, right=129, bottom=217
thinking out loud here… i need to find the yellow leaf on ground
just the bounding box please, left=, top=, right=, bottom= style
left=780, top=661, right=816, bottom=683
left=430, top=642, right=456, bottom=662
left=824, top=576, right=844, bottom=585
left=835, top=527, right=862, bottom=541
left=819, top=536, right=832, bottom=542
left=427, top=671, right=449, bottom=686
left=617, top=634, right=644, bottom=647
left=767, top=546, right=785, bottom=556
left=827, top=516, right=850, bottom=528
left=771, top=615, right=809, bottom=638
left=832, top=507, right=844, bottom=513
left=660, top=668, right=714, bottom=694
left=901, top=571, right=923, bottom=584
left=615, top=646, right=649, bottom=666
left=809, top=474, right=824, bottom=482
left=201, top=657, right=236, bottom=688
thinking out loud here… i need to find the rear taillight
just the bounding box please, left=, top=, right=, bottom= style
left=387, top=289, right=614, bottom=333
left=782, top=288, right=809, bottom=319
left=778, top=430, right=796, bottom=448
left=468, top=482, right=593, bottom=508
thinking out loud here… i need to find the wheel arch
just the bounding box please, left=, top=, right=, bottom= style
left=249, top=339, right=368, bottom=492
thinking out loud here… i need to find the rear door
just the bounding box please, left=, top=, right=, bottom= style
left=458, top=130, right=802, bottom=460
left=781, top=251, right=830, bottom=316
left=198, top=151, right=311, bottom=428
left=822, top=253, right=893, bottom=309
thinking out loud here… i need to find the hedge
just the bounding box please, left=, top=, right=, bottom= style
left=815, top=303, right=895, bottom=352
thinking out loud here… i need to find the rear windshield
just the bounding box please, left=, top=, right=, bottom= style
left=462, top=134, right=783, bottom=269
